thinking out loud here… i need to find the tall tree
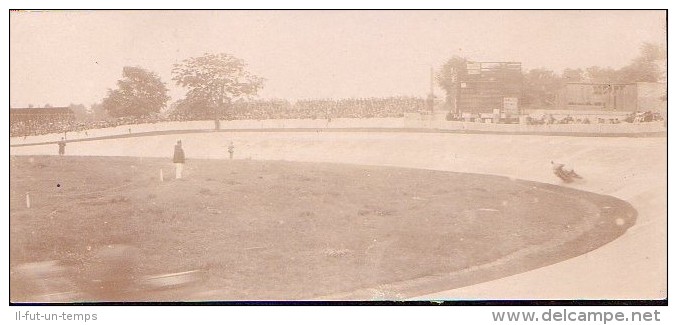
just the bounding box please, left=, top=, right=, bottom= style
left=169, top=96, right=216, bottom=120
left=584, top=66, right=620, bottom=83
left=638, top=42, right=667, bottom=62
left=522, top=68, right=562, bottom=108
left=102, top=66, right=170, bottom=117
left=172, top=53, right=264, bottom=117
left=561, top=68, right=584, bottom=82
left=90, top=102, right=109, bottom=121
left=436, top=56, right=467, bottom=112
left=617, top=42, right=667, bottom=83
left=584, top=43, right=666, bottom=84
left=68, top=103, right=89, bottom=121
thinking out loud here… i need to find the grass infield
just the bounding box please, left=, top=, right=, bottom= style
left=10, top=156, right=636, bottom=301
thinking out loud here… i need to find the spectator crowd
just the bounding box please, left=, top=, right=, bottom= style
left=445, top=110, right=664, bottom=125
left=524, top=111, right=664, bottom=125
left=10, top=96, right=663, bottom=138
left=10, top=114, right=167, bottom=137
left=216, top=97, right=426, bottom=120
left=11, top=97, right=426, bottom=137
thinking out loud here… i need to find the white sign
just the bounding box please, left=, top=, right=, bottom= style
left=467, top=62, right=481, bottom=74
left=503, top=97, right=519, bottom=113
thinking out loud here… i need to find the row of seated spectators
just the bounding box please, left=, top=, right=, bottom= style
left=628, top=111, right=664, bottom=123
left=445, top=111, right=664, bottom=125
left=10, top=114, right=172, bottom=137
left=526, top=111, right=665, bottom=125
left=10, top=115, right=79, bottom=138
left=10, top=97, right=427, bottom=137
left=222, top=97, right=426, bottom=120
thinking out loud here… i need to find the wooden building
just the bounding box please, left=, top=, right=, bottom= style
left=557, top=82, right=666, bottom=112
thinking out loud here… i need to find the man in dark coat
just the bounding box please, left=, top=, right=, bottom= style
left=173, top=140, right=185, bottom=179
left=58, top=138, right=66, bottom=156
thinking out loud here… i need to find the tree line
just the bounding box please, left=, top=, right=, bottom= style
left=72, top=42, right=665, bottom=120
left=437, top=42, right=666, bottom=109
left=82, top=53, right=264, bottom=120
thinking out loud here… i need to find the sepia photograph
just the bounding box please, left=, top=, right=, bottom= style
left=8, top=10, right=667, bottom=304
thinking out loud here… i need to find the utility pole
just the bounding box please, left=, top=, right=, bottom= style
left=430, top=66, right=435, bottom=114
left=429, top=66, right=435, bottom=115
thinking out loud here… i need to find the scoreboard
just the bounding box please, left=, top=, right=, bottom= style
left=453, top=61, right=523, bottom=114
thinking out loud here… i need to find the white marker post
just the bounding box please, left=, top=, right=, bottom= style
left=26, top=192, right=31, bottom=208
left=160, top=169, right=164, bottom=182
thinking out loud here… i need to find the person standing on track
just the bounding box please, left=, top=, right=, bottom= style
left=173, top=140, right=185, bottom=179
left=228, top=141, right=235, bottom=160
left=57, top=138, right=66, bottom=156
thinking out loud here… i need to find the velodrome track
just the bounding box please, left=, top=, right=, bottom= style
left=10, top=123, right=666, bottom=300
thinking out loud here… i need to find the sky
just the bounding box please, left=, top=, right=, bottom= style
left=9, top=10, right=666, bottom=108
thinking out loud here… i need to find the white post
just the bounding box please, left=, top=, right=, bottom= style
left=160, top=169, right=164, bottom=182
left=26, top=192, right=31, bottom=208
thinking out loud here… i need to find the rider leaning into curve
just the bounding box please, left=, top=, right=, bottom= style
left=551, top=161, right=565, bottom=172
left=551, top=161, right=581, bottom=179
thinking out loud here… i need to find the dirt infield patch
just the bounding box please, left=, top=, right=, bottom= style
left=10, top=156, right=636, bottom=301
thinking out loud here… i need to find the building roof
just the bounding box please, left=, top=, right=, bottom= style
left=10, top=107, right=74, bottom=115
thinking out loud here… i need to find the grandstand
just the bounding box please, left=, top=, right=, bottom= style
left=10, top=106, right=76, bottom=137
left=10, top=97, right=427, bottom=138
